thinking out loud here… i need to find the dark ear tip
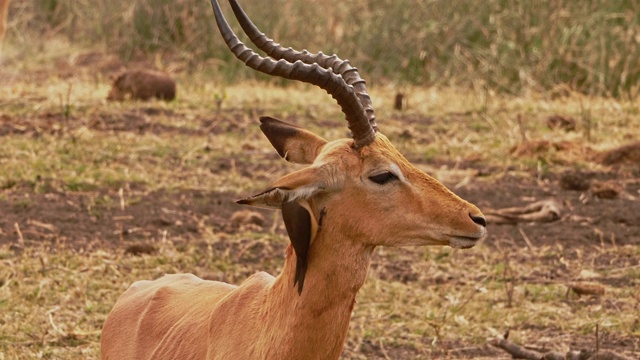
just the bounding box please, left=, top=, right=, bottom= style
left=294, top=276, right=304, bottom=295
left=236, top=199, right=250, bottom=205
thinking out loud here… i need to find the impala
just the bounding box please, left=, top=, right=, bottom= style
left=101, top=1, right=487, bottom=359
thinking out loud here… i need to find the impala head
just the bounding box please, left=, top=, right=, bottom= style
left=211, top=0, right=486, bottom=293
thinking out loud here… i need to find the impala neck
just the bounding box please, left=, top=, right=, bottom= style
left=265, top=216, right=374, bottom=359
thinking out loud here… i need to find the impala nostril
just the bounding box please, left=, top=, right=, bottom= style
left=469, top=214, right=487, bottom=227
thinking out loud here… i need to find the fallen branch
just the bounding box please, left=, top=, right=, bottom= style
left=489, top=337, right=549, bottom=359
left=485, top=199, right=562, bottom=225
left=489, top=337, right=634, bottom=360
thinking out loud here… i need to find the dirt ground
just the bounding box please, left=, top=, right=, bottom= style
left=2, top=111, right=638, bottom=252
left=2, top=168, right=639, bottom=251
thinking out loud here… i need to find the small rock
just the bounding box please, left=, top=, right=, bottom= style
left=559, top=171, right=590, bottom=191
left=125, top=243, right=158, bottom=256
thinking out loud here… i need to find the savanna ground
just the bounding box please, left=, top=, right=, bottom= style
left=0, top=43, right=638, bottom=359
left=1, top=2, right=640, bottom=359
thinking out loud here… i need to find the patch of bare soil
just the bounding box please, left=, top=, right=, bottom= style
left=2, top=166, right=637, bottom=258
left=457, top=171, right=640, bottom=249
left=0, top=108, right=254, bottom=137
left=0, top=183, right=274, bottom=251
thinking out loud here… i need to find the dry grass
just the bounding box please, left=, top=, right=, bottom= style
left=1, top=236, right=638, bottom=359
left=1, top=44, right=639, bottom=192
left=6, top=0, right=640, bottom=97
left=0, top=44, right=639, bottom=359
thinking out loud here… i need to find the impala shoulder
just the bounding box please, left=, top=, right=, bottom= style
left=125, top=273, right=199, bottom=293
left=241, top=271, right=276, bottom=290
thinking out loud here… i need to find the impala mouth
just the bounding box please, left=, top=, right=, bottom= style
left=402, top=226, right=486, bottom=248
left=448, top=228, right=486, bottom=249
left=449, top=236, right=480, bottom=249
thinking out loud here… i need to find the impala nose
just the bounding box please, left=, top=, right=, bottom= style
left=469, top=214, right=487, bottom=227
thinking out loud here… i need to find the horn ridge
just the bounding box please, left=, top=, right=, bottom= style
left=225, top=0, right=378, bottom=136
left=211, top=0, right=374, bottom=147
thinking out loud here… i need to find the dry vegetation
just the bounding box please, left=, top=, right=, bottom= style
left=6, top=0, right=640, bottom=97
left=1, top=1, right=639, bottom=359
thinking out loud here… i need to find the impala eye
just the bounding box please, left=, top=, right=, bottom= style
left=368, top=171, right=398, bottom=185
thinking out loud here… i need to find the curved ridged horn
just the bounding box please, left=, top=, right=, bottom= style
left=227, top=0, right=377, bottom=133
left=210, top=0, right=376, bottom=148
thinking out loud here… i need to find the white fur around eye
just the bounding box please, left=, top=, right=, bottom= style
left=388, top=163, right=406, bottom=182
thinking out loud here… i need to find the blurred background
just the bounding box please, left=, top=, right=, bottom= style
left=6, top=0, right=640, bottom=97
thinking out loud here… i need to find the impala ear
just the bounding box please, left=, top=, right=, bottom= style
left=259, top=116, right=328, bottom=164
left=282, top=200, right=318, bottom=295
left=237, top=166, right=322, bottom=295
left=236, top=166, right=325, bottom=209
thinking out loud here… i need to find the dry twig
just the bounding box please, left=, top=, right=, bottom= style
left=489, top=337, right=634, bottom=360
left=485, top=199, right=562, bottom=225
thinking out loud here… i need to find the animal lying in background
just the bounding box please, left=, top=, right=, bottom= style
left=107, top=69, right=176, bottom=101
